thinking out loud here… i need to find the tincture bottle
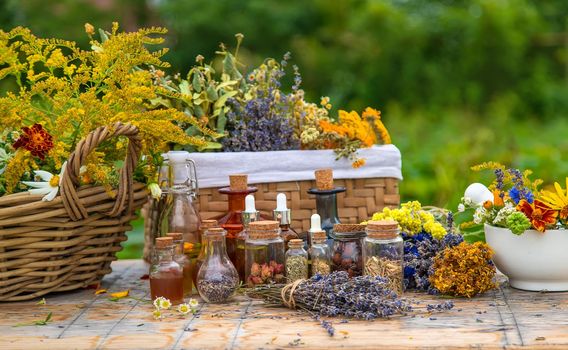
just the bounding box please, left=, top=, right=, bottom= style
left=150, top=237, right=184, bottom=305
left=274, top=193, right=299, bottom=247
left=236, top=194, right=260, bottom=282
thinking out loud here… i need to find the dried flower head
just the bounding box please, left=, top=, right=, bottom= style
left=430, top=242, right=496, bottom=298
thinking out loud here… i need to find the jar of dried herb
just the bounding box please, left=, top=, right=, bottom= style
left=309, top=230, right=331, bottom=276
left=331, top=224, right=366, bottom=278
left=363, top=220, right=403, bottom=294
left=285, top=239, right=308, bottom=282
left=245, top=221, right=286, bottom=287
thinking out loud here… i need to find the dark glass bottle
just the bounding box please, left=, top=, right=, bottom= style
left=307, top=187, right=346, bottom=239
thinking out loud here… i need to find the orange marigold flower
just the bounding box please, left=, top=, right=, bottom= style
left=492, top=190, right=505, bottom=207
left=12, top=124, right=54, bottom=160
left=483, top=200, right=493, bottom=209
left=362, top=107, right=381, bottom=119
left=352, top=158, right=366, bottom=168
left=516, top=199, right=558, bottom=232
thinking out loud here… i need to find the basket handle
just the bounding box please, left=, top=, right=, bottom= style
left=60, top=122, right=143, bottom=221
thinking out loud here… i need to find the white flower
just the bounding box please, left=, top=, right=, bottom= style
left=458, top=203, right=465, bottom=212
left=493, top=203, right=516, bottom=226
left=153, top=296, right=171, bottom=310
left=473, top=207, right=487, bottom=224
left=188, top=298, right=199, bottom=308
left=177, top=303, right=191, bottom=315
left=148, top=183, right=162, bottom=200
left=21, top=161, right=67, bottom=201
left=0, top=148, right=11, bottom=175
left=152, top=309, right=163, bottom=320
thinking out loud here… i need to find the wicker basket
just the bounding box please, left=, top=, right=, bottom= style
left=198, top=177, right=400, bottom=232
left=0, top=123, right=148, bottom=301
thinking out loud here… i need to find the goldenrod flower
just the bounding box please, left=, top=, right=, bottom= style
left=352, top=158, right=366, bottom=168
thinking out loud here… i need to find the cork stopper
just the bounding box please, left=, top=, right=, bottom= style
left=229, top=174, right=248, bottom=191
left=311, top=230, right=327, bottom=243
left=248, top=220, right=280, bottom=240
left=333, top=223, right=367, bottom=233
left=288, top=239, right=304, bottom=248
left=206, top=227, right=226, bottom=234
left=166, top=232, right=183, bottom=241
left=201, top=220, right=219, bottom=230
left=366, top=220, right=400, bottom=239
left=155, top=237, right=174, bottom=248
left=315, top=168, right=334, bottom=190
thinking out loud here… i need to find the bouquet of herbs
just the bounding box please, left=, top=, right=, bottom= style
left=0, top=23, right=215, bottom=198
left=456, top=162, right=567, bottom=236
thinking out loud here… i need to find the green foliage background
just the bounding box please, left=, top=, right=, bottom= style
left=2, top=0, right=567, bottom=256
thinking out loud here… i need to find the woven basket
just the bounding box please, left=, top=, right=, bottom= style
left=0, top=123, right=148, bottom=301
left=198, top=177, right=399, bottom=232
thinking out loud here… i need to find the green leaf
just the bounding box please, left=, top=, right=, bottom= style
left=206, top=85, right=218, bottom=100
left=192, top=73, right=202, bottom=93
left=463, top=230, right=486, bottom=243
left=179, top=80, right=191, bottom=95
left=193, top=105, right=204, bottom=118
left=214, top=90, right=238, bottom=110
left=216, top=108, right=226, bottom=134
left=454, top=208, right=475, bottom=226
left=198, top=141, right=223, bottom=152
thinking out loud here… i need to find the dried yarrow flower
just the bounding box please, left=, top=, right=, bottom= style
left=430, top=242, right=496, bottom=298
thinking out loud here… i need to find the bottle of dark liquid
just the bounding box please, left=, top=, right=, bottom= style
left=215, top=174, right=258, bottom=267
left=307, top=169, right=345, bottom=240
left=166, top=232, right=193, bottom=297
left=274, top=193, right=299, bottom=247
left=150, top=237, right=184, bottom=305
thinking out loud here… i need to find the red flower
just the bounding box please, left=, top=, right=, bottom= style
left=12, top=124, right=54, bottom=159
left=516, top=199, right=558, bottom=232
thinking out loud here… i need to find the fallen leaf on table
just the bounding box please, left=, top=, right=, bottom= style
left=14, top=312, right=52, bottom=327
left=36, top=298, right=46, bottom=305
left=95, top=289, right=107, bottom=295
left=109, top=290, right=130, bottom=301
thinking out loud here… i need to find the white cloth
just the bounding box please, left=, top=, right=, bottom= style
left=188, top=144, right=402, bottom=189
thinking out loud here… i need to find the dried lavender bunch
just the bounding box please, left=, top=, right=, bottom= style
left=248, top=271, right=453, bottom=320
left=403, top=232, right=463, bottom=293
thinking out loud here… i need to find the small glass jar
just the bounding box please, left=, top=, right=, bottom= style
left=150, top=237, right=184, bottom=305
left=363, top=220, right=404, bottom=294
left=245, top=221, right=286, bottom=286
left=309, top=230, right=331, bottom=276
left=285, top=239, right=308, bottom=282
left=192, top=219, right=219, bottom=286
left=331, top=224, right=366, bottom=278
left=196, top=228, right=239, bottom=303
left=166, top=232, right=193, bottom=297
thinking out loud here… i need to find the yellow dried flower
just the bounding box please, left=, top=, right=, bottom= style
left=430, top=242, right=496, bottom=298
left=84, top=23, right=95, bottom=35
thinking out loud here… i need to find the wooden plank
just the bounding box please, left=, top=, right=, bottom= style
left=0, top=260, right=566, bottom=350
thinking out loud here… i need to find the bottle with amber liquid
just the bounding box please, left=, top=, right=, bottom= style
left=166, top=232, right=193, bottom=296
left=192, top=219, right=219, bottom=286
left=150, top=237, right=184, bottom=305
left=274, top=193, right=299, bottom=248
left=215, top=174, right=259, bottom=267
left=235, top=194, right=260, bottom=282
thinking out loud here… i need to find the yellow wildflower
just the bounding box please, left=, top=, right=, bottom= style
left=351, top=158, right=366, bottom=168
left=540, top=177, right=568, bottom=221
left=84, top=23, right=95, bottom=35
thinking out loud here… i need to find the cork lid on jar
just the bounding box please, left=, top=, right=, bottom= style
left=155, top=237, right=174, bottom=248
left=201, top=219, right=219, bottom=229
left=332, top=223, right=367, bottom=240
left=366, top=220, right=400, bottom=239
left=166, top=232, right=183, bottom=241
left=311, top=230, right=327, bottom=243
left=248, top=220, right=280, bottom=240
left=229, top=174, right=248, bottom=191
left=314, top=168, right=334, bottom=191
left=288, top=238, right=304, bottom=248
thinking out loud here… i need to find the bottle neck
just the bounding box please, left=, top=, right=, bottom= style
left=227, top=193, right=247, bottom=212
left=172, top=239, right=184, bottom=256
left=315, top=194, right=338, bottom=218
left=206, top=235, right=229, bottom=260
left=156, top=247, right=174, bottom=263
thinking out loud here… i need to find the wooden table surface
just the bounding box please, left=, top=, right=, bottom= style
left=0, top=259, right=567, bottom=350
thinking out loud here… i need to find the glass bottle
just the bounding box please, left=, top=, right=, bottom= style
left=158, top=151, right=202, bottom=260
left=166, top=232, right=193, bottom=297
left=310, top=229, right=331, bottom=276
left=331, top=224, right=366, bottom=278
left=236, top=195, right=260, bottom=282
left=192, top=219, right=219, bottom=286
left=285, top=239, right=308, bottom=283
left=307, top=188, right=345, bottom=239
left=274, top=193, right=299, bottom=247
left=150, top=237, right=184, bottom=305
left=215, top=174, right=259, bottom=268
left=245, top=221, right=286, bottom=287
left=196, top=228, right=239, bottom=304
left=363, top=220, right=404, bottom=294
